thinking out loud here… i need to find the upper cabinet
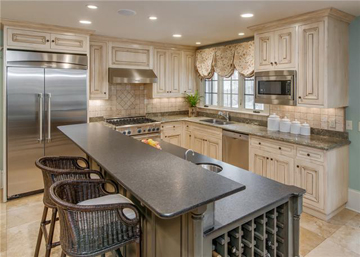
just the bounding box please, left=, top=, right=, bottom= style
left=152, top=48, right=196, bottom=98
left=89, top=41, right=108, bottom=100
left=250, top=8, right=355, bottom=108
left=7, top=28, right=89, bottom=53
left=109, top=42, right=153, bottom=69
left=255, top=27, right=296, bottom=71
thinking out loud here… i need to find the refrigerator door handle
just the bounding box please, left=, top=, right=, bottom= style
left=38, top=93, right=43, bottom=143
left=46, top=93, right=52, bottom=142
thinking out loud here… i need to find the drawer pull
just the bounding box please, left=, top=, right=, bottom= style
left=297, top=165, right=300, bottom=168
left=258, top=142, right=261, bottom=145
left=266, top=157, right=269, bottom=160
left=279, top=147, right=282, bottom=150
left=307, top=153, right=311, bottom=157
left=270, top=158, right=273, bottom=161
left=173, top=126, right=176, bottom=128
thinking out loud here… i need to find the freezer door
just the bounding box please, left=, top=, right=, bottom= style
left=7, top=67, right=45, bottom=198
left=44, top=69, right=87, bottom=157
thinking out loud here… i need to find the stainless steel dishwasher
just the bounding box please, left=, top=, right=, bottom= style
left=222, top=130, right=249, bottom=170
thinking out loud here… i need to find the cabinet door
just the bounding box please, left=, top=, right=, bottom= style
left=274, top=27, right=296, bottom=69
left=250, top=149, right=271, bottom=178
left=89, top=41, right=108, bottom=100
left=272, top=155, right=294, bottom=185
left=7, top=28, right=50, bottom=49
left=206, top=137, right=222, bottom=161
left=294, top=160, right=324, bottom=210
left=183, top=130, right=192, bottom=149
left=192, top=132, right=205, bottom=155
left=298, top=21, right=325, bottom=106
left=110, top=43, right=152, bottom=69
left=164, top=133, right=182, bottom=147
left=169, top=51, right=182, bottom=94
left=153, top=49, right=168, bottom=95
left=50, top=33, right=88, bottom=52
left=255, top=32, right=274, bottom=71
left=182, top=51, right=196, bottom=94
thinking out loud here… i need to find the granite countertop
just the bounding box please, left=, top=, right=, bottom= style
left=149, top=115, right=350, bottom=150
left=58, top=123, right=245, bottom=219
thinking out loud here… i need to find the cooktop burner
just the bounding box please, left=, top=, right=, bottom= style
left=106, top=116, right=158, bottom=127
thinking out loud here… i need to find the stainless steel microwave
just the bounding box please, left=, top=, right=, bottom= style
left=255, top=70, right=296, bottom=106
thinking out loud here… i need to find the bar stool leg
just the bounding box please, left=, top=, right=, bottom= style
left=45, top=208, right=58, bottom=257
left=34, top=206, right=49, bottom=257
left=60, top=251, right=66, bottom=257
left=136, top=240, right=141, bottom=257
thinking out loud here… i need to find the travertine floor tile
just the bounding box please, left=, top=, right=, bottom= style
left=329, top=209, right=358, bottom=226
left=306, top=237, right=360, bottom=257
left=6, top=202, right=44, bottom=229
left=300, top=212, right=341, bottom=238
left=347, top=214, right=360, bottom=229
left=327, top=225, right=360, bottom=254
left=300, top=227, right=326, bottom=257
left=5, top=194, right=43, bottom=212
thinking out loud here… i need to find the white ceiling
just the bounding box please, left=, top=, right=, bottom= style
left=1, top=1, right=360, bottom=46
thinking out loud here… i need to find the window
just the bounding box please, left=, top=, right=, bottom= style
left=203, top=72, right=267, bottom=113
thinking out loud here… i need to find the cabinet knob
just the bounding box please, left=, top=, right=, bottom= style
left=46, top=39, right=50, bottom=42
left=270, top=158, right=273, bottom=161
left=298, top=96, right=302, bottom=99
left=274, top=61, right=278, bottom=65
left=52, top=40, right=55, bottom=43
left=104, top=92, right=106, bottom=94
left=307, top=153, right=311, bottom=157
left=173, top=126, right=175, bottom=128
left=279, top=147, right=282, bottom=150
left=297, top=165, right=300, bottom=168
left=266, top=157, right=269, bottom=160
left=258, top=142, right=261, bottom=145
left=270, top=62, right=274, bottom=66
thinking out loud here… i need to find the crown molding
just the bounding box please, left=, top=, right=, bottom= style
left=0, top=18, right=96, bottom=35
left=91, top=34, right=196, bottom=51
left=248, top=8, right=356, bottom=32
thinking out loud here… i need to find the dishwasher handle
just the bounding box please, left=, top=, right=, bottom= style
left=222, top=130, right=249, bottom=141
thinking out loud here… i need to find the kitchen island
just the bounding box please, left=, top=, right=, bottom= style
left=59, top=123, right=305, bottom=257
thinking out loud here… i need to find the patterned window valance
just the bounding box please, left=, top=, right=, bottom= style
left=195, top=40, right=254, bottom=79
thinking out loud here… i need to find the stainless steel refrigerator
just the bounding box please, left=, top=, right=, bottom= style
left=6, top=50, right=88, bottom=199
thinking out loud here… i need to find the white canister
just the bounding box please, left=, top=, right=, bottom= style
left=290, top=120, right=301, bottom=135
left=267, top=113, right=280, bottom=131
left=301, top=122, right=311, bottom=136
left=280, top=117, right=291, bottom=133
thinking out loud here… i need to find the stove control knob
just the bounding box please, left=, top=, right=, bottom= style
left=156, top=127, right=160, bottom=131
left=127, top=131, right=131, bottom=135
left=148, top=128, right=151, bottom=132
left=152, top=128, right=156, bottom=132
left=122, top=131, right=126, bottom=135
left=137, top=129, right=142, bottom=133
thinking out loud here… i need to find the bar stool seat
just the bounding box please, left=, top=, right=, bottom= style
left=34, top=156, right=102, bottom=257
left=50, top=179, right=141, bottom=257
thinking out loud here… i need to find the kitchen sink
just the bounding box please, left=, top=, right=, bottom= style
left=197, top=163, right=223, bottom=173
left=200, top=118, right=233, bottom=125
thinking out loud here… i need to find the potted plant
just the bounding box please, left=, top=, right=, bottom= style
left=185, top=91, right=202, bottom=117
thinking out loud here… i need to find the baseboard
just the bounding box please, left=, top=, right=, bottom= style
left=346, top=188, right=360, bottom=213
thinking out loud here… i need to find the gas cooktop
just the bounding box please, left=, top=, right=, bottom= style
left=106, top=116, right=158, bottom=127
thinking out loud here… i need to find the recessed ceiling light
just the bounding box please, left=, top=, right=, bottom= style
left=238, top=32, right=245, bottom=36
left=241, top=13, right=254, bottom=18
left=173, top=34, right=182, bottom=38
left=196, top=42, right=201, bottom=45
left=118, top=9, right=137, bottom=16
left=87, top=5, right=98, bottom=9
left=149, top=16, right=157, bottom=20
left=79, top=20, right=92, bottom=24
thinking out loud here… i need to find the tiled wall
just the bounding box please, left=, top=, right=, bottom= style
left=269, top=105, right=346, bottom=132
left=88, top=84, right=189, bottom=118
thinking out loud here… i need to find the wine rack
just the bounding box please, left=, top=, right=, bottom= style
left=206, top=202, right=291, bottom=257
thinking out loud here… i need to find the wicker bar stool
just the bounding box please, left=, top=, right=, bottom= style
left=34, top=156, right=103, bottom=257
left=49, top=179, right=141, bottom=257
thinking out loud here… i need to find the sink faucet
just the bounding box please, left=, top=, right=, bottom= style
left=184, top=149, right=195, bottom=161
left=218, top=111, right=230, bottom=122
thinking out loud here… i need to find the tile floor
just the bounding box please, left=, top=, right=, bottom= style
left=0, top=192, right=359, bottom=257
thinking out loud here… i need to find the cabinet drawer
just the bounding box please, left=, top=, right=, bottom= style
left=297, top=146, right=325, bottom=163
left=50, top=33, right=88, bottom=52
left=7, top=28, right=50, bottom=49
left=250, top=136, right=295, bottom=157
left=161, top=122, right=183, bottom=134
left=190, top=123, right=222, bottom=138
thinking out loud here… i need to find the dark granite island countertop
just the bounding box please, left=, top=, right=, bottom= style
left=58, top=123, right=246, bottom=219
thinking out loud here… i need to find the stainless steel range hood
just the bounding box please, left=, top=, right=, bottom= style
left=109, top=68, right=158, bottom=84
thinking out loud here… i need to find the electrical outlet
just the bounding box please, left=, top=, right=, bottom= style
left=346, top=120, right=353, bottom=130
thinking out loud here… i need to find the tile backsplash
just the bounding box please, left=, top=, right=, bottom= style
left=89, top=84, right=189, bottom=118
left=269, top=105, right=346, bottom=132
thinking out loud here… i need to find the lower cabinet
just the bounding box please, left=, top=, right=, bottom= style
left=163, top=133, right=182, bottom=146
left=161, top=122, right=183, bottom=147
left=249, top=136, right=348, bottom=220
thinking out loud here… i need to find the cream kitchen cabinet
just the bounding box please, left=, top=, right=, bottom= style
left=250, top=8, right=354, bottom=108
left=182, top=51, right=196, bottom=94
left=168, top=50, right=182, bottom=94
left=7, top=28, right=88, bottom=53
left=89, top=41, right=108, bottom=100
left=161, top=122, right=183, bottom=147
left=249, top=135, right=349, bottom=220
left=109, top=42, right=153, bottom=69
left=255, top=27, right=296, bottom=71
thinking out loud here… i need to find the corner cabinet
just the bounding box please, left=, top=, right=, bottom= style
left=249, top=135, right=349, bottom=220
left=152, top=48, right=196, bottom=98
left=250, top=8, right=354, bottom=108
left=89, top=41, right=108, bottom=100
